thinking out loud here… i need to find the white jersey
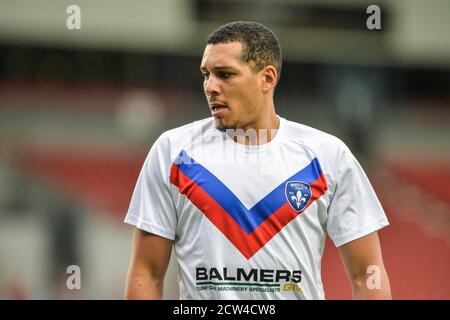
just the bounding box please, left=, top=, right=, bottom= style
left=124, top=116, right=389, bottom=300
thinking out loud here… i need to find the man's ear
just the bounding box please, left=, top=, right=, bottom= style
left=262, top=66, right=278, bottom=92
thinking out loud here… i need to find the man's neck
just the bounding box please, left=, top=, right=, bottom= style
left=231, top=113, right=280, bottom=146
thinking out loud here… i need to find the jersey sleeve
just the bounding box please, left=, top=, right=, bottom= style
left=124, top=134, right=177, bottom=240
left=326, top=146, right=389, bottom=247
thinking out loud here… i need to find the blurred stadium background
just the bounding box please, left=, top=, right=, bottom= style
left=0, top=0, right=449, bottom=299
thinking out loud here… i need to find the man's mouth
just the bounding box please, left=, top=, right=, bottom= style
left=209, top=103, right=227, bottom=110
left=209, top=103, right=228, bottom=116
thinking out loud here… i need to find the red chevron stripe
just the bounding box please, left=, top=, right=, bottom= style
left=246, top=174, right=328, bottom=257
left=170, top=164, right=328, bottom=259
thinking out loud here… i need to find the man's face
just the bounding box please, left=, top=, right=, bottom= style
left=200, top=42, right=264, bottom=131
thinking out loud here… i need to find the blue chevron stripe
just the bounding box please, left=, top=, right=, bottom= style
left=173, top=150, right=323, bottom=234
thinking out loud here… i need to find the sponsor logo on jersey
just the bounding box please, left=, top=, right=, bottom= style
left=285, top=181, right=312, bottom=212
left=195, top=267, right=303, bottom=293
left=170, top=150, right=328, bottom=259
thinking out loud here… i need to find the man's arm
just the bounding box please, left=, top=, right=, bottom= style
left=338, top=231, right=392, bottom=299
left=124, top=228, right=173, bottom=299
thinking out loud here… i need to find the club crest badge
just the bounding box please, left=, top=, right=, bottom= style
left=285, top=181, right=312, bottom=213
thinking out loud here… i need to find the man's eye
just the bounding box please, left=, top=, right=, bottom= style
left=202, top=73, right=210, bottom=80
left=219, top=72, right=232, bottom=79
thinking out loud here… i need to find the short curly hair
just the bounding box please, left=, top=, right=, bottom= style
left=206, top=21, right=282, bottom=80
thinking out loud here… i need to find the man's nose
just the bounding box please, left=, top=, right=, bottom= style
left=204, top=76, right=220, bottom=95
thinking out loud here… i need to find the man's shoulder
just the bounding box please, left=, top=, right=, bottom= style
left=153, top=117, right=215, bottom=149
left=283, top=118, right=348, bottom=154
